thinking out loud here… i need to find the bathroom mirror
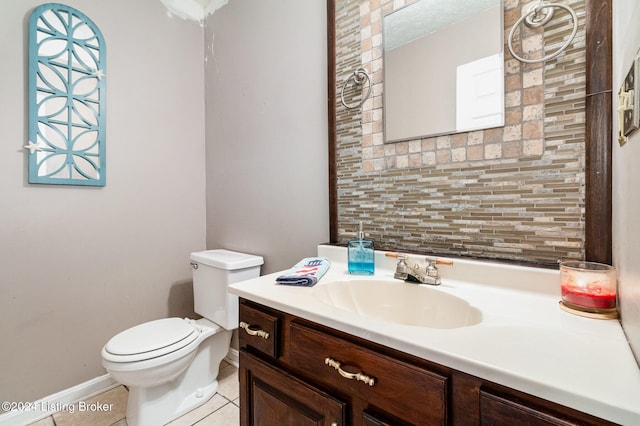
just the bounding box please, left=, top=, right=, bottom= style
left=383, top=0, right=504, bottom=142
left=27, top=4, right=106, bottom=186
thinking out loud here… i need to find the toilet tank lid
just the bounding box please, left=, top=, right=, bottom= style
left=190, top=249, right=264, bottom=270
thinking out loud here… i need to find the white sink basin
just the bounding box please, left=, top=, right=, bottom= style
left=312, top=279, right=482, bottom=329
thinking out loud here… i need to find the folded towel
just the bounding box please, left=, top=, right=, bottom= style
left=276, top=257, right=331, bottom=287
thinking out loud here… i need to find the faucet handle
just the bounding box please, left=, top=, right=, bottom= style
left=386, top=253, right=410, bottom=280
left=425, top=257, right=454, bottom=266
left=386, top=253, right=409, bottom=267
left=385, top=252, right=408, bottom=260
left=424, top=257, right=453, bottom=278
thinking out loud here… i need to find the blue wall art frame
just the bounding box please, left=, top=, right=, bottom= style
left=27, top=3, right=106, bottom=186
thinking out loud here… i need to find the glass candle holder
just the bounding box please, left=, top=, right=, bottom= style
left=559, top=261, right=617, bottom=318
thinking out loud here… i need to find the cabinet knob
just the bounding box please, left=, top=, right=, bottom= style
left=239, top=321, right=270, bottom=340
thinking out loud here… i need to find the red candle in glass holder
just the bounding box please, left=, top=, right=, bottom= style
left=560, top=261, right=617, bottom=312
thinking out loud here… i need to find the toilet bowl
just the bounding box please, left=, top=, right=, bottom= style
left=101, top=250, right=263, bottom=426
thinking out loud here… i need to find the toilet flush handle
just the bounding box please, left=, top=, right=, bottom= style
left=190, top=262, right=198, bottom=269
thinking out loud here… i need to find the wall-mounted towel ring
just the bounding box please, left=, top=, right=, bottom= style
left=340, top=68, right=371, bottom=109
left=507, top=1, right=578, bottom=64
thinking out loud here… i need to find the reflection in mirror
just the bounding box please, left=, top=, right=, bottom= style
left=27, top=4, right=106, bottom=186
left=383, top=0, right=503, bottom=142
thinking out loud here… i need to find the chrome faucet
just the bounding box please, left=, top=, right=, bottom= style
left=386, top=253, right=453, bottom=285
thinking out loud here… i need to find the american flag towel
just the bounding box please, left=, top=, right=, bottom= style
left=276, top=257, right=331, bottom=287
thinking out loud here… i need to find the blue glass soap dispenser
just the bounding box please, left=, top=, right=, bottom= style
left=348, top=222, right=375, bottom=275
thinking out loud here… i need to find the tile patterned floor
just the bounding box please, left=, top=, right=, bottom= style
left=27, top=362, right=239, bottom=426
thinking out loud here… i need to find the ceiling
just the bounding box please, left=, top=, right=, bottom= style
left=384, top=0, right=501, bottom=51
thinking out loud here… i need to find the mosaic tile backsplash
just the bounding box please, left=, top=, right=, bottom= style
left=336, top=0, right=586, bottom=264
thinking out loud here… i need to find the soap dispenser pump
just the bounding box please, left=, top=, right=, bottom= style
left=348, top=221, right=375, bottom=275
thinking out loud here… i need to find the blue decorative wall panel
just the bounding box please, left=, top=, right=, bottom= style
left=27, top=3, right=106, bottom=186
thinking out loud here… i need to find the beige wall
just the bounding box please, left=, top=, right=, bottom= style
left=613, top=0, right=640, bottom=367
left=0, top=1, right=206, bottom=403
left=204, top=0, right=330, bottom=274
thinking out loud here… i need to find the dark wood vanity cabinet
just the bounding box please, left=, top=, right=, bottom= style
left=238, top=299, right=616, bottom=426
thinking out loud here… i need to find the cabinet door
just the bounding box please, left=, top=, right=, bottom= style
left=240, top=350, right=346, bottom=426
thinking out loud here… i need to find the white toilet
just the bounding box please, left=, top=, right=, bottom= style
left=101, top=249, right=263, bottom=426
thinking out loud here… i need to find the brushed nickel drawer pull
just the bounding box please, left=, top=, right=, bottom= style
left=324, top=357, right=375, bottom=386
left=239, top=321, right=270, bottom=340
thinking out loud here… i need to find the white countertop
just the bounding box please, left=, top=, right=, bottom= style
left=229, top=245, right=640, bottom=425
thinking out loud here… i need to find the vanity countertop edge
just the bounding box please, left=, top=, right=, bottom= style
left=229, top=244, right=640, bottom=425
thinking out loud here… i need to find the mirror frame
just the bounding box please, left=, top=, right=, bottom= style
left=327, top=0, right=612, bottom=265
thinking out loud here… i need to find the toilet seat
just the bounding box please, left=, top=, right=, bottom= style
left=103, top=318, right=200, bottom=363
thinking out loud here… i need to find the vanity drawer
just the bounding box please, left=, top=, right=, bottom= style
left=478, top=389, right=617, bottom=426
left=288, top=321, right=448, bottom=425
left=480, top=390, right=573, bottom=426
left=238, top=302, right=280, bottom=358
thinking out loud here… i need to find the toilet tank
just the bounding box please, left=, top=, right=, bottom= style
left=190, top=249, right=263, bottom=329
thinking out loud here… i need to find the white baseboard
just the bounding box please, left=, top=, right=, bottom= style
left=225, top=347, right=239, bottom=368
left=2, top=350, right=238, bottom=426
left=0, top=374, right=118, bottom=426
